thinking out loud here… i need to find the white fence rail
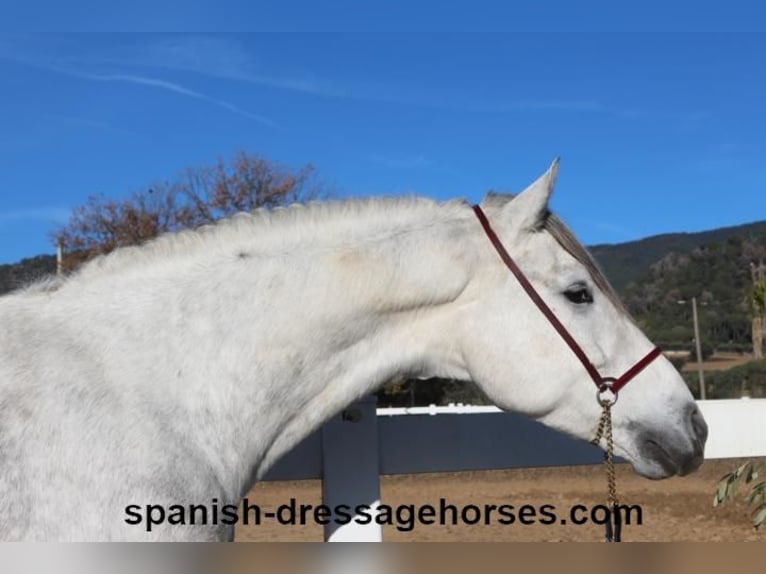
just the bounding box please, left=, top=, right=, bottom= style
left=262, top=398, right=766, bottom=541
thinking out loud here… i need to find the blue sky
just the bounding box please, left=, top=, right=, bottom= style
left=1, top=27, right=766, bottom=263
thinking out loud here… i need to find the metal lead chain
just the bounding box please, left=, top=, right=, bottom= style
left=591, top=402, right=621, bottom=542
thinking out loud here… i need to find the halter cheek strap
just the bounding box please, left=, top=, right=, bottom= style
left=472, top=205, right=662, bottom=399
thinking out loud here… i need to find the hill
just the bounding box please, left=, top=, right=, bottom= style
left=591, top=220, right=766, bottom=291
left=586, top=220, right=766, bottom=353
left=619, top=234, right=766, bottom=351
left=0, top=255, right=56, bottom=295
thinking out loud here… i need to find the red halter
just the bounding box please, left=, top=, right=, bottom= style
left=472, top=205, right=662, bottom=402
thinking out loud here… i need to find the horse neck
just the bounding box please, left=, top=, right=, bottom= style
left=52, top=202, right=478, bottom=499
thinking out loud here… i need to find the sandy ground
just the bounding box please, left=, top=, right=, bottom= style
left=235, top=352, right=761, bottom=543
left=235, top=458, right=765, bottom=542
left=683, top=352, right=756, bottom=373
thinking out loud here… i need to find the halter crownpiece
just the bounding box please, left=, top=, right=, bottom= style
left=472, top=205, right=662, bottom=399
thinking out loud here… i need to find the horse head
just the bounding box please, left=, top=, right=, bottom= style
left=461, top=161, right=707, bottom=478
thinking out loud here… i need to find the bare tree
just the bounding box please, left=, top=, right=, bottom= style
left=52, top=151, right=327, bottom=270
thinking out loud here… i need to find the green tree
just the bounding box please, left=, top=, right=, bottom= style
left=715, top=461, right=766, bottom=529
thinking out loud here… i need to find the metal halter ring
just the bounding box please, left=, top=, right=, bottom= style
left=597, top=378, right=619, bottom=407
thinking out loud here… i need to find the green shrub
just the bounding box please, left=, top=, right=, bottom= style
left=687, top=359, right=766, bottom=399
left=668, top=355, right=688, bottom=371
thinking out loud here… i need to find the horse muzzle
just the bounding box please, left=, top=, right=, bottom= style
left=634, top=402, right=708, bottom=479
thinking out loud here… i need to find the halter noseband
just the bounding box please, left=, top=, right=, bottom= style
left=472, top=205, right=662, bottom=402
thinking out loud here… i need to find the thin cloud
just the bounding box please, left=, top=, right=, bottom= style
left=1, top=35, right=639, bottom=118
left=0, top=207, right=71, bottom=225
left=63, top=70, right=276, bottom=127
left=49, top=114, right=142, bottom=138
left=110, top=36, right=339, bottom=98
left=93, top=37, right=635, bottom=116
left=0, top=41, right=275, bottom=128
left=369, top=154, right=432, bottom=169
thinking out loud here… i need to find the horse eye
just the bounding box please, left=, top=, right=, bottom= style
left=564, top=284, right=593, bottom=304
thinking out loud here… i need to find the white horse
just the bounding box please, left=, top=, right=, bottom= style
left=0, top=161, right=706, bottom=541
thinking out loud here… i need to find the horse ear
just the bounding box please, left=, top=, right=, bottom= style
left=502, top=158, right=559, bottom=231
